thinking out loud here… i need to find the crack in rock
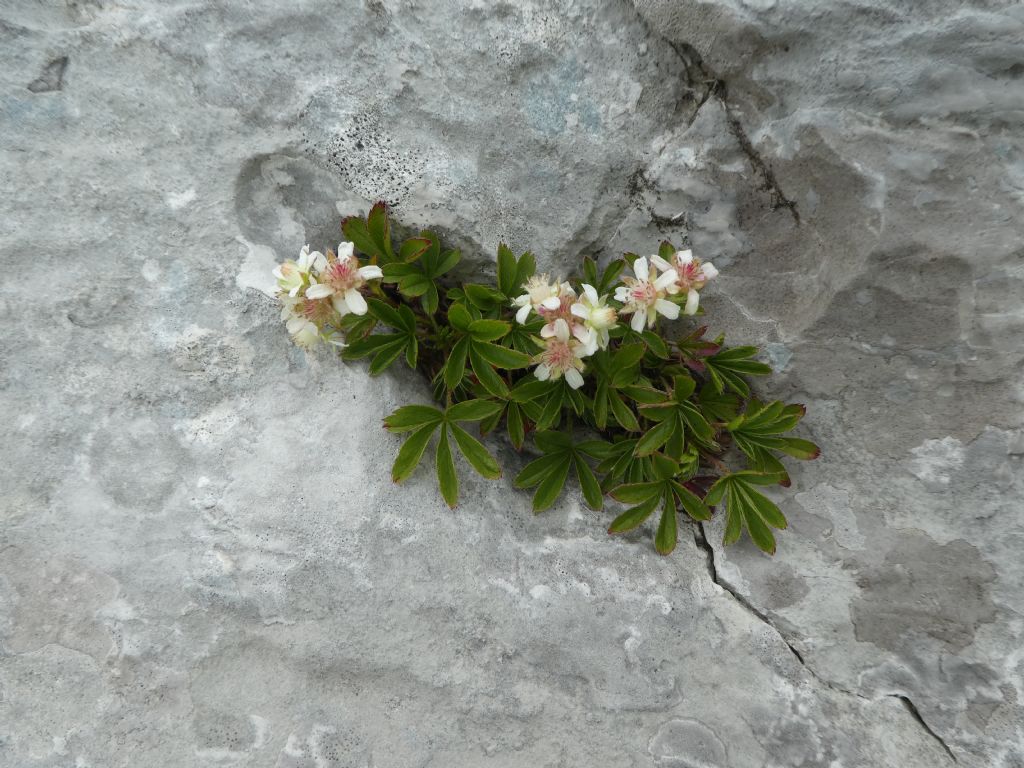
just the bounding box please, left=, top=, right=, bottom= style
left=692, top=524, right=957, bottom=763
left=665, top=41, right=800, bottom=225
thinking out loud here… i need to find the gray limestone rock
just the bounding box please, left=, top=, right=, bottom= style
left=1, top=0, right=1021, bottom=766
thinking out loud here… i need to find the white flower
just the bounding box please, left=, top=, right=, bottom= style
left=570, top=283, right=618, bottom=355
left=286, top=315, right=320, bottom=349
left=533, top=318, right=587, bottom=389
left=273, top=244, right=326, bottom=297
left=613, top=256, right=680, bottom=332
left=304, top=241, right=383, bottom=316
left=511, top=274, right=562, bottom=324
left=651, top=249, right=719, bottom=316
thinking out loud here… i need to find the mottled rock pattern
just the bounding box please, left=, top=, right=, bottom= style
left=1, top=1, right=1021, bottom=766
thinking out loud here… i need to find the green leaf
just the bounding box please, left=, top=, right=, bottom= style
left=650, top=453, right=679, bottom=481
left=366, top=201, right=394, bottom=261
left=514, top=251, right=536, bottom=289
left=672, top=481, right=712, bottom=521
left=607, top=494, right=659, bottom=534
left=497, top=243, right=518, bottom=297
left=342, top=216, right=383, bottom=262
left=507, top=402, right=525, bottom=450
left=367, top=298, right=406, bottom=330
left=634, top=418, right=676, bottom=456
left=432, top=248, right=461, bottom=277
left=515, top=456, right=555, bottom=489
left=655, top=493, right=678, bottom=555
left=672, top=375, right=697, bottom=402
left=400, top=236, right=431, bottom=262
left=436, top=427, right=458, bottom=508
left=510, top=377, right=553, bottom=402
left=398, top=273, right=431, bottom=297
left=474, top=342, right=531, bottom=369
left=468, top=318, right=510, bottom=341
left=449, top=423, right=501, bottom=479
left=574, top=456, right=603, bottom=510
left=446, top=398, right=504, bottom=422
left=369, top=338, right=408, bottom=375
left=591, top=381, right=609, bottom=429
left=609, top=481, right=661, bottom=504
left=384, top=404, right=444, bottom=433
left=705, top=346, right=772, bottom=396
left=534, top=429, right=572, bottom=453
left=641, top=331, right=669, bottom=359
left=621, top=385, right=664, bottom=405
left=532, top=455, right=572, bottom=513
left=608, top=389, right=640, bottom=431
left=613, top=343, right=646, bottom=370
left=464, top=284, right=505, bottom=310
left=444, top=336, right=471, bottom=390
left=391, top=423, right=438, bottom=482
left=776, top=437, right=821, bottom=460
left=421, top=284, right=440, bottom=315
left=469, top=345, right=509, bottom=397
left=598, top=258, right=625, bottom=295
left=447, top=303, right=473, bottom=332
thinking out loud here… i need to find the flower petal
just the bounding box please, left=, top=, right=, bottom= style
left=701, top=262, right=719, bottom=279
left=650, top=254, right=672, bottom=272
left=654, top=269, right=679, bottom=291
left=582, top=284, right=598, bottom=304
left=358, top=265, right=383, bottom=280
left=565, top=368, right=584, bottom=389
left=534, top=364, right=551, bottom=381
left=633, top=256, right=648, bottom=280
left=541, top=296, right=561, bottom=310
left=630, top=309, right=646, bottom=332
left=553, top=318, right=570, bottom=342
left=614, top=286, right=629, bottom=302
left=337, top=241, right=355, bottom=260
left=305, top=283, right=332, bottom=299
left=540, top=323, right=556, bottom=338
left=331, top=295, right=350, bottom=316
left=570, top=303, right=589, bottom=320
left=675, top=249, right=693, bottom=265
left=515, top=303, right=532, bottom=324
left=684, top=289, right=700, bottom=315
left=656, top=298, right=680, bottom=320
left=345, top=288, right=368, bottom=315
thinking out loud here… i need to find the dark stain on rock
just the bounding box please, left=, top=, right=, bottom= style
left=27, top=56, right=68, bottom=93
left=852, top=533, right=997, bottom=652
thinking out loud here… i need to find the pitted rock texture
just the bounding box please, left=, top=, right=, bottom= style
left=1, top=1, right=1021, bottom=766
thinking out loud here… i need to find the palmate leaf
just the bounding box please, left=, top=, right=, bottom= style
left=704, top=472, right=787, bottom=554
left=381, top=230, right=460, bottom=314
left=606, top=452, right=711, bottom=555
left=704, top=345, right=772, bottom=397
left=495, top=244, right=536, bottom=300
left=342, top=201, right=395, bottom=263
left=514, top=431, right=611, bottom=513
left=727, top=400, right=820, bottom=485
left=385, top=399, right=504, bottom=507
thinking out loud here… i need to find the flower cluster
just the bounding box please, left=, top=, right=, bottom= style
left=511, top=250, right=718, bottom=389
left=273, top=242, right=382, bottom=348
left=269, top=202, right=819, bottom=557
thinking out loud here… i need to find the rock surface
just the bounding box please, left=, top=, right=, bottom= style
left=1, top=1, right=1021, bottom=766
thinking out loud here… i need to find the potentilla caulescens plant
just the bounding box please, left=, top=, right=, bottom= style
left=274, top=202, right=819, bottom=555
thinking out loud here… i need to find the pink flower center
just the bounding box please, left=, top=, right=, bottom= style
left=542, top=339, right=575, bottom=371
left=675, top=260, right=706, bottom=291
left=301, top=298, right=333, bottom=325
left=624, top=277, right=657, bottom=305
left=538, top=294, right=574, bottom=324
left=322, top=256, right=360, bottom=292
